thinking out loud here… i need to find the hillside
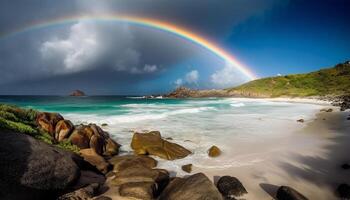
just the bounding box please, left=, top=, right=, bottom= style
left=226, top=61, right=350, bottom=97
left=165, top=61, right=350, bottom=99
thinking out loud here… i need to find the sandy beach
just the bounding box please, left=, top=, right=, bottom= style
left=194, top=107, right=350, bottom=199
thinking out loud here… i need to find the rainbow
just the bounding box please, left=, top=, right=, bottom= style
left=0, top=15, right=257, bottom=80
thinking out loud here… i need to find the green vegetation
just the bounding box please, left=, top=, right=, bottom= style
left=0, top=104, right=79, bottom=153
left=227, top=61, right=350, bottom=97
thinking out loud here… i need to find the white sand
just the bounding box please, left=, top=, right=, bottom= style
left=195, top=109, right=350, bottom=199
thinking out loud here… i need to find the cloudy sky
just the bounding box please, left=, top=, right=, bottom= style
left=0, top=0, right=349, bottom=95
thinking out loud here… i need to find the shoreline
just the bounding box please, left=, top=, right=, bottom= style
left=1, top=97, right=349, bottom=199
left=193, top=108, right=349, bottom=200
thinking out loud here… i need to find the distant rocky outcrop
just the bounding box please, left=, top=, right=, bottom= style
left=70, top=90, right=86, bottom=96
left=165, top=87, right=231, bottom=98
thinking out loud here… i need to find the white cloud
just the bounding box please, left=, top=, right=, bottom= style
left=185, top=70, right=199, bottom=84
left=277, top=73, right=282, bottom=76
left=211, top=61, right=250, bottom=88
left=174, top=78, right=183, bottom=86
left=174, top=70, right=199, bottom=87
left=143, top=64, right=158, bottom=73
left=40, top=20, right=145, bottom=75
left=40, top=22, right=100, bottom=74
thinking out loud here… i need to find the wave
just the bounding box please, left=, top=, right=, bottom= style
left=126, top=96, right=146, bottom=99
left=64, top=106, right=215, bottom=124
left=230, top=103, right=245, bottom=107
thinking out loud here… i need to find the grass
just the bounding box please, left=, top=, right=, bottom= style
left=0, top=104, right=80, bottom=153
left=227, top=62, right=350, bottom=97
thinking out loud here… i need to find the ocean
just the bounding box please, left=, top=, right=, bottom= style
left=0, top=96, right=326, bottom=175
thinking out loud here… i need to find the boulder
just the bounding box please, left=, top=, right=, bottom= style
left=94, top=196, right=112, bottom=200
left=158, top=173, right=223, bottom=200
left=55, top=120, right=74, bottom=142
left=79, top=149, right=111, bottom=174
left=320, top=108, right=333, bottom=112
left=131, top=131, right=191, bottom=160
left=104, top=137, right=120, bottom=156
left=109, top=155, right=157, bottom=172
left=69, top=124, right=120, bottom=156
left=337, top=184, right=350, bottom=199
left=70, top=90, right=86, bottom=97
left=341, top=163, right=350, bottom=170
left=69, top=127, right=91, bottom=149
left=297, top=119, right=304, bottom=123
left=111, top=164, right=169, bottom=199
left=0, top=129, right=81, bottom=199
left=119, top=182, right=156, bottom=200
left=111, top=165, right=168, bottom=186
left=57, top=183, right=100, bottom=200
left=36, top=112, right=64, bottom=135
left=208, top=145, right=221, bottom=157
left=181, top=164, right=192, bottom=173
left=216, top=176, right=247, bottom=198
left=90, top=135, right=104, bottom=155
left=276, top=186, right=308, bottom=200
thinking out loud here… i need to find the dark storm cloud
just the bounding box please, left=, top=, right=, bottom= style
left=0, top=0, right=284, bottom=94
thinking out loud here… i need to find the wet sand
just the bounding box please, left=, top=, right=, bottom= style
left=197, top=108, right=350, bottom=199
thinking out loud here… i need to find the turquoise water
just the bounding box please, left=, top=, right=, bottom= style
left=0, top=96, right=325, bottom=174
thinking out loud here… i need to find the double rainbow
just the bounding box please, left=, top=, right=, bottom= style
left=0, top=14, right=257, bottom=80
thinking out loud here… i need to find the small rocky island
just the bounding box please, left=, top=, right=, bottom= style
left=70, top=90, right=86, bottom=97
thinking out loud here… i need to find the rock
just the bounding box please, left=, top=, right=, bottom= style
left=58, top=183, right=100, bottom=200
left=131, top=131, right=191, bottom=160
left=55, top=120, right=74, bottom=142
left=276, top=186, right=308, bottom=200
left=216, top=176, right=247, bottom=198
left=111, top=164, right=169, bottom=199
left=0, top=129, right=81, bottom=199
left=109, top=155, right=157, bottom=172
left=80, top=149, right=111, bottom=174
left=70, top=90, right=86, bottom=97
left=36, top=112, right=64, bottom=135
left=320, top=108, right=333, bottom=112
left=347, top=117, right=350, bottom=120
left=297, top=119, right=304, bottom=123
left=104, top=138, right=120, bottom=156
left=69, top=126, right=91, bottom=149
left=94, top=196, right=112, bottom=200
left=337, top=184, right=350, bottom=199
left=159, top=173, right=223, bottom=200
left=69, top=124, right=120, bottom=156
left=208, top=145, right=221, bottom=157
left=101, top=123, right=108, bottom=127
left=111, top=165, right=168, bottom=186
left=341, top=163, right=350, bottom=169
left=181, top=164, right=192, bottom=173
left=119, top=182, right=156, bottom=200
left=90, top=135, right=104, bottom=155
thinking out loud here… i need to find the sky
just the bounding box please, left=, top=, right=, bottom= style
left=0, top=0, right=349, bottom=95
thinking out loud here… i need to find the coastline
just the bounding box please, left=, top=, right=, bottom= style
left=194, top=107, right=349, bottom=200
left=1, top=97, right=349, bottom=199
